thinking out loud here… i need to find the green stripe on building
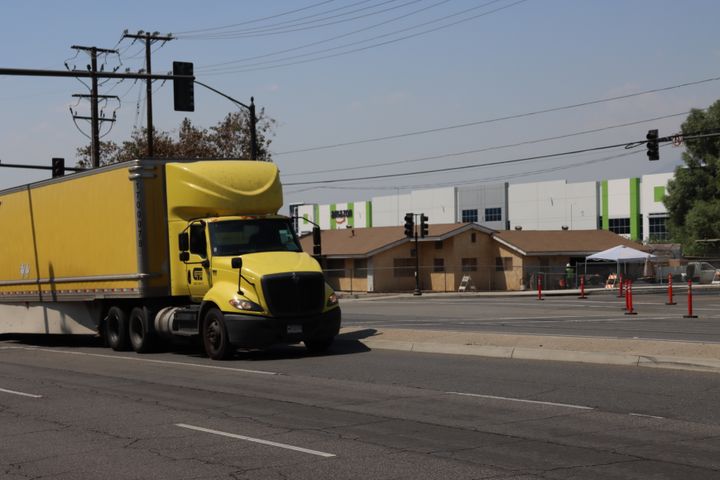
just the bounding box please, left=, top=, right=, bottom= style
left=313, top=204, right=319, bottom=227
left=303, top=213, right=308, bottom=225
left=330, top=203, right=337, bottom=230
left=601, top=180, right=609, bottom=230
left=348, top=202, right=354, bottom=228
left=630, top=178, right=640, bottom=241
left=366, top=201, right=372, bottom=227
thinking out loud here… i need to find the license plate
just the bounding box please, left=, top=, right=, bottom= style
left=287, top=325, right=302, bottom=334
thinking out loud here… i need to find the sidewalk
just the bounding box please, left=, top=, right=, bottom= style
left=338, top=327, right=720, bottom=374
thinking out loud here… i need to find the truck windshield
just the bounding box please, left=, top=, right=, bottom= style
left=208, top=219, right=302, bottom=256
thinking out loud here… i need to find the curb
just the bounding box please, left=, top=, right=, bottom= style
left=350, top=338, right=720, bottom=374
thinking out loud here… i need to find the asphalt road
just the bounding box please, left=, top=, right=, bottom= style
left=1, top=335, right=719, bottom=479
left=340, top=291, right=720, bottom=342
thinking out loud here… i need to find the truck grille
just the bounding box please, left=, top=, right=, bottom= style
left=261, top=272, right=325, bottom=317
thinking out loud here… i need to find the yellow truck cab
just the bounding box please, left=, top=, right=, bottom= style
left=0, top=159, right=340, bottom=360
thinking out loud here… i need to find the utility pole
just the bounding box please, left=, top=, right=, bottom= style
left=69, top=45, right=119, bottom=168
left=122, top=31, right=174, bottom=158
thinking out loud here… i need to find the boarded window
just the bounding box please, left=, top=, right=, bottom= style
left=495, top=257, right=513, bottom=272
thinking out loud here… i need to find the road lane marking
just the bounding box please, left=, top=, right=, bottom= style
left=629, top=412, right=665, bottom=419
left=12, top=347, right=278, bottom=376
left=0, top=387, right=42, bottom=398
left=175, top=424, right=336, bottom=458
left=446, top=391, right=594, bottom=410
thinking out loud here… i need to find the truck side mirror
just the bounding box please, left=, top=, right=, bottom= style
left=178, top=232, right=189, bottom=251
left=312, top=227, right=321, bottom=256
left=179, top=251, right=190, bottom=262
left=232, top=257, right=243, bottom=294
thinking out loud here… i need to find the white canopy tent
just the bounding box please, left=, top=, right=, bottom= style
left=584, top=245, right=656, bottom=280
left=586, top=245, right=655, bottom=262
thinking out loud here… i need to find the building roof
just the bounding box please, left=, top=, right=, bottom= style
left=299, top=223, right=495, bottom=258
left=493, top=229, right=648, bottom=256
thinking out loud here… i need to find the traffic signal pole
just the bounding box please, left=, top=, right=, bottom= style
left=413, top=226, right=421, bottom=296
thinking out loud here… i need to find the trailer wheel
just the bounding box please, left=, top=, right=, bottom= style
left=129, top=307, right=156, bottom=354
left=106, top=306, right=130, bottom=351
left=304, top=337, right=334, bottom=354
left=202, top=308, right=233, bottom=360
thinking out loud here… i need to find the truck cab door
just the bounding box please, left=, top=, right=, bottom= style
left=186, top=222, right=212, bottom=300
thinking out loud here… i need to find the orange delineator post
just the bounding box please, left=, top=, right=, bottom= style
left=537, top=275, right=544, bottom=301
left=624, top=280, right=637, bottom=315
left=578, top=276, right=587, bottom=299
left=666, top=273, right=676, bottom=305
left=683, top=279, right=698, bottom=318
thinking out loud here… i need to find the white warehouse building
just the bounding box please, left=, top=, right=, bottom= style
left=293, top=173, right=674, bottom=243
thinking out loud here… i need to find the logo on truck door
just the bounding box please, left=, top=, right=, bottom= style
left=192, top=268, right=203, bottom=281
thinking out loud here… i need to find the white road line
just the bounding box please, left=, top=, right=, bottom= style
left=629, top=412, right=665, bottom=419
left=446, top=391, right=594, bottom=410
left=17, top=347, right=278, bottom=376
left=0, top=387, right=42, bottom=398
left=176, top=423, right=336, bottom=458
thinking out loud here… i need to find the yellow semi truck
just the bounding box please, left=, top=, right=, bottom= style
left=0, top=159, right=340, bottom=359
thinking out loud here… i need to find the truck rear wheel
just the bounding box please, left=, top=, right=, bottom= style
left=202, top=308, right=233, bottom=360
left=106, top=306, right=130, bottom=351
left=129, top=307, right=156, bottom=354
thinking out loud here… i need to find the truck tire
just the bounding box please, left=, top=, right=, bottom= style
left=202, top=308, right=233, bottom=360
left=129, top=307, right=156, bottom=354
left=106, top=306, right=130, bottom=351
left=304, top=337, right=334, bottom=354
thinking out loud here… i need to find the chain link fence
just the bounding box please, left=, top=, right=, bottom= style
left=320, top=260, right=709, bottom=293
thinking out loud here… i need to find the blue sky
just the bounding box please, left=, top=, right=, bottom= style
left=1, top=0, right=719, bottom=207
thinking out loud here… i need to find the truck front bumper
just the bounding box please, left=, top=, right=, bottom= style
left=223, top=307, right=341, bottom=348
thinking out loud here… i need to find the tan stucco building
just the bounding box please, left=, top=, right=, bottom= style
left=300, top=224, right=645, bottom=293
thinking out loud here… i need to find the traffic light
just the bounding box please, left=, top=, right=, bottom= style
left=173, top=61, right=195, bottom=112
left=404, top=213, right=414, bottom=238
left=646, top=129, right=659, bottom=161
left=51, top=157, right=65, bottom=178
left=420, top=214, right=428, bottom=238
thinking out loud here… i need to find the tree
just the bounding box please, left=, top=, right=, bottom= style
left=75, top=109, right=275, bottom=167
left=664, top=99, right=720, bottom=255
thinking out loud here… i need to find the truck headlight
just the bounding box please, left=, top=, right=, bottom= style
left=327, top=292, right=338, bottom=307
left=229, top=298, right=263, bottom=312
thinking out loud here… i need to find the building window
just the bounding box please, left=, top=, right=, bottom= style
left=435, top=240, right=443, bottom=250
left=433, top=258, right=445, bottom=272
left=353, top=258, right=368, bottom=276
left=461, top=209, right=478, bottom=223
left=609, top=218, right=631, bottom=235
left=471, top=233, right=476, bottom=243
left=485, top=207, right=502, bottom=222
left=461, top=258, right=477, bottom=272
left=325, top=259, right=345, bottom=278
left=495, top=257, right=513, bottom=272
left=649, top=214, right=669, bottom=241
left=393, top=258, right=415, bottom=277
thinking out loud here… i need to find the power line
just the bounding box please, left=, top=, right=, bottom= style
left=276, top=75, right=720, bottom=155
left=284, top=148, right=645, bottom=194
left=198, top=0, right=524, bottom=74
left=285, top=140, right=639, bottom=185
left=195, top=0, right=452, bottom=70
left=282, top=110, right=691, bottom=177
left=184, top=0, right=412, bottom=39
left=174, top=0, right=338, bottom=35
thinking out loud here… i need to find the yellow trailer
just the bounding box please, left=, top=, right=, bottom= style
left=0, top=159, right=340, bottom=359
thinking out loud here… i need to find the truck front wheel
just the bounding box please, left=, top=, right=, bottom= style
left=106, top=306, right=130, bottom=351
left=202, top=308, right=233, bottom=360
